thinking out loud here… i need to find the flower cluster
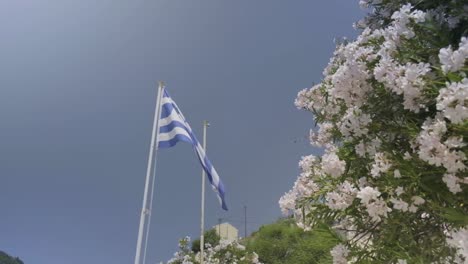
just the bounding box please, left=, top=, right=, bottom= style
left=166, top=237, right=261, bottom=264
left=281, top=2, right=467, bottom=263
left=330, top=244, right=349, bottom=264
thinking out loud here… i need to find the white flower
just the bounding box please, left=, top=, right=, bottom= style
left=445, top=137, right=467, bottom=148
left=397, top=259, right=407, bottom=264
left=436, top=78, right=468, bottom=124
left=357, top=186, right=381, bottom=204
left=443, top=173, right=462, bottom=194
left=329, top=44, right=373, bottom=108
left=299, top=155, right=318, bottom=172
left=331, top=244, right=349, bottom=264
left=358, top=187, right=391, bottom=222
left=407, top=196, right=424, bottom=213
left=326, top=181, right=357, bottom=210
left=439, top=37, right=468, bottom=73
left=408, top=204, right=418, bottom=213
left=417, top=117, right=456, bottom=168
left=295, top=84, right=326, bottom=111
left=321, top=151, right=346, bottom=178
left=356, top=138, right=382, bottom=158
left=366, top=198, right=392, bottom=222
left=355, top=141, right=366, bottom=157
left=446, top=228, right=468, bottom=262
left=391, top=198, right=409, bottom=212
left=411, top=196, right=425, bottom=205
left=310, top=122, right=334, bottom=147
left=371, top=152, right=392, bottom=178
left=394, top=169, right=402, bottom=178
left=400, top=62, right=431, bottom=112
left=358, top=177, right=368, bottom=188
left=443, top=149, right=466, bottom=173
left=279, top=190, right=296, bottom=215
left=403, top=152, right=412, bottom=160
left=340, top=107, right=372, bottom=139
left=395, top=186, right=404, bottom=196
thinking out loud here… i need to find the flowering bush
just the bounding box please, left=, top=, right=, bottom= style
left=280, top=1, right=467, bottom=263
left=166, top=236, right=261, bottom=264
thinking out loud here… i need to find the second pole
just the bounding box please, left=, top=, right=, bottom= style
left=200, top=120, right=209, bottom=264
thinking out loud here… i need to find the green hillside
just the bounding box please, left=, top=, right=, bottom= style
left=0, top=251, right=24, bottom=264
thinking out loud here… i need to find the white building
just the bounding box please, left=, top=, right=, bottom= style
left=213, top=222, right=238, bottom=241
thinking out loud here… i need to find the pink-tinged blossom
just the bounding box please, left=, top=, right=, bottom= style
left=329, top=45, right=373, bottom=108
left=295, top=84, right=325, bottom=111
left=443, top=150, right=466, bottom=173
left=310, top=122, right=334, bottom=147
left=325, top=181, right=357, bottom=210
left=437, top=78, right=468, bottom=124
left=395, top=186, right=404, bottom=196
left=445, top=137, right=467, bottom=148
left=446, top=228, right=468, bottom=263
left=355, top=138, right=382, bottom=158
left=371, top=152, right=392, bottom=178
left=394, top=169, right=402, bottom=178
left=367, top=198, right=392, bottom=222
left=407, top=196, right=425, bottom=213
left=411, top=196, right=425, bottom=205
left=417, top=116, right=467, bottom=173
left=375, top=59, right=431, bottom=113
left=442, top=174, right=462, bottom=194
left=279, top=190, right=297, bottom=215
left=298, top=155, right=318, bottom=173
left=330, top=244, right=349, bottom=264
left=358, top=177, right=368, bottom=188
left=357, top=186, right=381, bottom=204
left=391, top=198, right=409, bottom=212
left=408, top=204, right=418, bottom=213
left=321, top=151, right=346, bottom=178
left=417, top=117, right=448, bottom=167
left=397, top=62, right=431, bottom=112
left=339, top=107, right=372, bottom=139
left=280, top=157, right=321, bottom=215
left=281, top=177, right=318, bottom=213
left=439, top=37, right=468, bottom=74
left=357, top=187, right=391, bottom=222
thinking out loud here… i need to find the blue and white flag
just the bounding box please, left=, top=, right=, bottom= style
left=156, top=89, right=228, bottom=211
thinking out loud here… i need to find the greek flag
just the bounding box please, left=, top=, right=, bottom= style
left=156, top=89, right=228, bottom=211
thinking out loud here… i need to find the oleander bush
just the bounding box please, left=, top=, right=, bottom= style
left=279, top=1, right=468, bottom=263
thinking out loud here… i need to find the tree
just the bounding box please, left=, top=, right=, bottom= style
left=0, top=251, right=24, bottom=264
left=191, top=229, right=220, bottom=253
left=280, top=0, right=468, bottom=263
left=245, top=218, right=339, bottom=264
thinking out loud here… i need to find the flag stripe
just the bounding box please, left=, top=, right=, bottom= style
left=159, top=120, right=189, bottom=134
left=158, top=134, right=192, bottom=148
left=158, top=126, right=192, bottom=143
left=159, top=110, right=182, bottom=127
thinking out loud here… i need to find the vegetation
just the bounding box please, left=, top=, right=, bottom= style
left=167, top=218, right=341, bottom=263
left=191, top=229, right=220, bottom=253
left=245, top=218, right=339, bottom=264
left=0, top=251, right=24, bottom=264
left=280, top=0, right=468, bottom=263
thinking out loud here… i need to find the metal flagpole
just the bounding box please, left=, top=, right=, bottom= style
left=134, top=81, right=165, bottom=264
left=244, top=205, right=247, bottom=238
left=200, top=120, right=209, bottom=264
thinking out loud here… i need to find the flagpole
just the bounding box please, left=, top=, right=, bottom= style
left=200, top=120, right=209, bottom=264
left=134, top=81, right=165, bottom=264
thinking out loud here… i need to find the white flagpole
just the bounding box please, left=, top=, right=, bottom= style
left=200, top=120, right=209, bottom=264
left=134, top=81, right=165, bottom=264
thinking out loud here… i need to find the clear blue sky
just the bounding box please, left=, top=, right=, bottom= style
left=0, top=1, right=362, bottom=263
